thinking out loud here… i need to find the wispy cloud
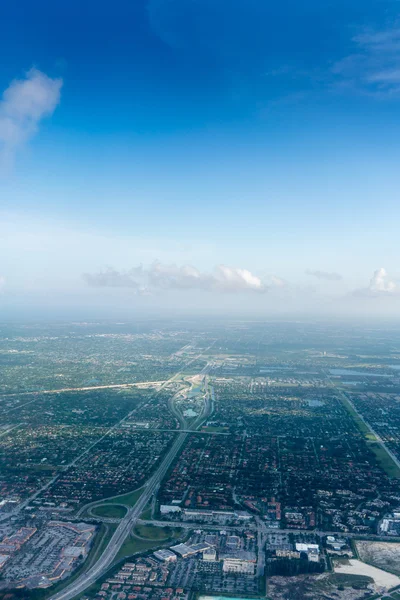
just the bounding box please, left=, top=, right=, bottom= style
left=0, top=68, right=62, bottom=170
left=333, top=25, right=400, bottom=97
left=84, top=262, right=277, bottom=295
left=306, top=269, right=343, bottom=281
left=84, top=267, right=144, bottom=290
left=353, top=267, right=397, bottom=297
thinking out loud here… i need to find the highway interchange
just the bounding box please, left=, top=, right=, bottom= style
left=47, top=361, right=400, bottom=599
left=49, top=360, right=213, bottom=600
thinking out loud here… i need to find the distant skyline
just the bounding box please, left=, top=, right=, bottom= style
left=1, top=0, right=400, bottom=318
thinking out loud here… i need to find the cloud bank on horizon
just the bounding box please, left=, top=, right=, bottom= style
left=82, top=263, right=400, bottom=306
left=1, top=1, right=399, bottom=318
left=84, top=263, right=272, bottom=295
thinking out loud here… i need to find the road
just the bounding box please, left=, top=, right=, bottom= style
left=48, top=360, right=400, bottom=600
left=49, top=354, right=214, bottom=600
left=325, top=371, right=400, bottom=472
left=0, top=381, right=165, bottom=401
left=81, top=512, right=400, bottom=544
left=0, top=423, right=22, bottom=437
left=50, top=431, right=189, bottom=599
left=1, top=388, right=163, bottom=522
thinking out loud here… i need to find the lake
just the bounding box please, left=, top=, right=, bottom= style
left=329, top=369, right=389, bottom=378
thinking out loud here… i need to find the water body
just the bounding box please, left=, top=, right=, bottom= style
left=389, top=364, right=400, bottom=371
left=308, top=399, right=324, bottom=407
left=260, top=367, right=291, bottom=372
left=260, top=367, right=317, bottom=374
left=329, top=369, right=390, bottom=378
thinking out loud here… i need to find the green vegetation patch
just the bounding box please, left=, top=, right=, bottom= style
left=328, top=573, right=373, bottom=588
left=140, top=504, right=153, bottom=520
left=133, top=524, right=182, bottom=541
left=102, top=486, right=144, bottom=507
left=115, top=525, right=183, bottom=562
left=201, top=426, right=229, bottom=433
left=337, top=393, right=400, bottom=478
left=91, top=504, right=127, bottom=519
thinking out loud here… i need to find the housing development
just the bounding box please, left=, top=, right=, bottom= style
left=1, top=320, right=400, bottom=600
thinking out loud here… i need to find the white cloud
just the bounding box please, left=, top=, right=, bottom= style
left=84, top=262, right=273, bottom=294
left=83, top=267, right=144, bottom=290
left=306, top=269, right=343, bottom=281
left=369, top=267, right=396, bottom=293
left=333, top=25, right=400, bottom=97
left=0, top=68, right=62, bottom=169
left=353, top=267, right=397, bottom=297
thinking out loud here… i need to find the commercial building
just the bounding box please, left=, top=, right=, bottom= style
left=221, top=550, right=256, bottom=574
left=170, top=543, right=211, bottom=558
left=295, top=543, right=320, bottom=562
left=160, top=505, right=182, bottom=514
left=153, top=549, right=177, bottom=563
left=182, top=508, right=252, bottom=522
left=202, top=547, right=217, bottom=561
left=222, top=557, right=255, bottom=574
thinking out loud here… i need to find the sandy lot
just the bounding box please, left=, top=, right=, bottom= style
left=334, top=558, right=400, bottom=590
left=267, top=573, right=374, bottom=600
left=356, top=541, right=400, bottom=575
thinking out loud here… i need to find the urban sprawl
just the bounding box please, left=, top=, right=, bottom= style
left=1, top=321, right=400, bottom=600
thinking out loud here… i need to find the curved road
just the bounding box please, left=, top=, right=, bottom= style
left=50, top=363, right=213, bottom=600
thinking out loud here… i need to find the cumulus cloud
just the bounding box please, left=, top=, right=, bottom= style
left=353, top=267, right=397, bottom=297
left=84, top=262, right=274, bottom=294
left=0, top=68, right=62, bottom=169
left=333, top=25, right=400, bottom=97
left=306, top=269, right=343, bottom=281
left=368, top=267, right=396, bottom=293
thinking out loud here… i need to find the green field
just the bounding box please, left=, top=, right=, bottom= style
left=100, top=486, right=144, bottom=507
left=140, top=504, right=153, bottom=520
left=201, top=426, right=229, bottom=433
left=91, top=504, right=127, bottom=519
left=115, top=536, right=164, bottom=560
left=329, top=573, right=373, bottom=587
left=134, top=524, right=182, bottom=540
left=336, top=390, right=400, bottom=478
left=115, top=525, right=183, bottom=562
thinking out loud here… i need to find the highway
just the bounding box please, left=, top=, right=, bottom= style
left=48, top=360, right=400, bottom=600
left=0, top=381, right=165, bottom=401
left=49, top=356, right=214, bottom=600
left=325, top=371, right=400, bottom=472
left=85, top=515, right=400, bottom=543
left=50, top=431, right=188, bottom=599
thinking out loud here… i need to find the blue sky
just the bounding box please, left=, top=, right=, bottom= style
left=1, top=0, right=400, bottom=317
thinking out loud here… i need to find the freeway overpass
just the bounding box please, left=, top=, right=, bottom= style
left=49, top=357, right=214, bottom=600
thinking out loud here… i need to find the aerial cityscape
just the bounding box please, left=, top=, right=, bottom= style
left=2, top=0, right=400, bottom=598
left=1, top=319, right=400, bottom=599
